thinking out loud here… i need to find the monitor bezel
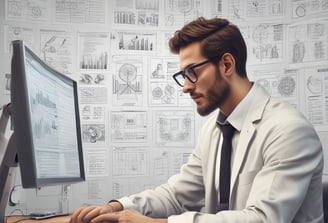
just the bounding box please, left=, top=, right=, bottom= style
left=10, top=40, right=85, bottom=188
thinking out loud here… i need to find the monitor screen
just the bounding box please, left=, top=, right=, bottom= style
left=10, top=40, right=85, bottom=188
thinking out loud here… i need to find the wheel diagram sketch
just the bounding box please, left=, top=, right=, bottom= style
left=113, top=63, right=143, bottom=106
left=253, top=69, right=298, bottom=107
left=150, top=83, right=177, bottom=106
left=277, top=76, right=296, bottom=97
left=112, top=56, right=145, bottom=106
left=164, top=0, right=203, bottom=27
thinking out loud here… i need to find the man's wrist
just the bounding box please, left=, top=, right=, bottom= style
left=106, top=201, right=123, bottom=212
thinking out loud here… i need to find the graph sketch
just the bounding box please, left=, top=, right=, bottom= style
left=78, top=32, right=110, bottom=70
left=113, top=0, right=159, bottom=26
left=111, top=31, right=156, bottom=52
left=110, top=111, right=148, bottom=143
left=154, top=110, right=195, bottom=147
left=210, top=0, right=223, bottom=17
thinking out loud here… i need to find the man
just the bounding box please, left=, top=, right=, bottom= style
left=70, top=17, right=324, bottom=223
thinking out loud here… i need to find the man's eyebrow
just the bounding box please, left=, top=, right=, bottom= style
left=181, top=62, right=196, bottom=71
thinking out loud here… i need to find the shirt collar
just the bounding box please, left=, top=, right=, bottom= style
left=216, top=83, right=258, bottom=131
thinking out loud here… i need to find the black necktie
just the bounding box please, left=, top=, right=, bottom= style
left=218, top=123, right=235, bottom=210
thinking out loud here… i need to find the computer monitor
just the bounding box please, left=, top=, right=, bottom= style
left=0, top=40, right=85, bottom=221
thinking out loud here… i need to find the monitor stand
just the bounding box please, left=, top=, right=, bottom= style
left=0, top=104, right=18, bottom=223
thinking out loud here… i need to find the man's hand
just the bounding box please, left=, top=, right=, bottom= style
left=69, top=205, right=112, bottom=223
left=90, top=210, right=167, bottom=223
left=69, top=206, right=168, bottom=223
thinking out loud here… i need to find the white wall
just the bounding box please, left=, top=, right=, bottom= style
left=0, top=0, right=327, bottom=215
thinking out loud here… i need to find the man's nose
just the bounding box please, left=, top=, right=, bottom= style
left=182, top=78, right=194, bottom=94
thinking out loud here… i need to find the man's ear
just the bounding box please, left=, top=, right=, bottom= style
left=221, top=53, right=235, bottom=74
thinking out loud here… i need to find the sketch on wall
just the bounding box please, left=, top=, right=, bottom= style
left=54, top=0, right=107, bottom=24
left=210, top=0, right=223, bottom=17
left=80, top=105, right=106, bottom=121
left=85, top=150, right=108, bottom=177
left=40, top=30, right=73, bottom=74
left=82, top=124, right=106, bottom=144
left=110, top=111, right=148, bottom=143
left=5, top=0, right=51, bottom=22
left=112, top=0, right=159, bottom=26
left=226, top=0, right=284, bottom=21
left=148, top=57, right=193, bottom=107
left=291, top=0, right=328, bottom=18
left=111, top=31, right=156, bottom=52
left=79, top=86, right=108, bottom=104
left=79, top=73, right=107, bottom=85
left=112, top=147, right=149, bottom=177
left=111, top=55, right=146, bottom=107
left=154, top=110, right=195, bottom=147
left=304, top=67, right=328, bottom=128
left=4, top=25, right=34, bottom=53
left=252, top=69, right=299, bottom=109
left=288, top=19, right=328, bottom=65
left=241, top=23, right=284, bottom=64
left=164, top=0, right=204, bottom=27
left=78, top=32, right=110, bottom=70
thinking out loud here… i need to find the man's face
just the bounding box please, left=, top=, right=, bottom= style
left=179, top=42, right=230, bottom=116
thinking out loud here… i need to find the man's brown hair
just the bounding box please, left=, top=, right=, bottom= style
left=169, top=17, right=247, bottom=77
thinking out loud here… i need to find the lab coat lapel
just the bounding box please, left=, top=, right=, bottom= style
left=230, top=123, right=255, bottom=195
left=229, top=86, right=270, bottom=205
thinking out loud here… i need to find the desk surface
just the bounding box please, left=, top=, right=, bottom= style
left=6, top=215, right=70, bottom=223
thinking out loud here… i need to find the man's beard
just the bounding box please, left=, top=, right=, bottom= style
left=197, top=73, right=230, bottom=116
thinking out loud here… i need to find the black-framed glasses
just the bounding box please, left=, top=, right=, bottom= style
left=172, top=56, right=219, bottom=87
